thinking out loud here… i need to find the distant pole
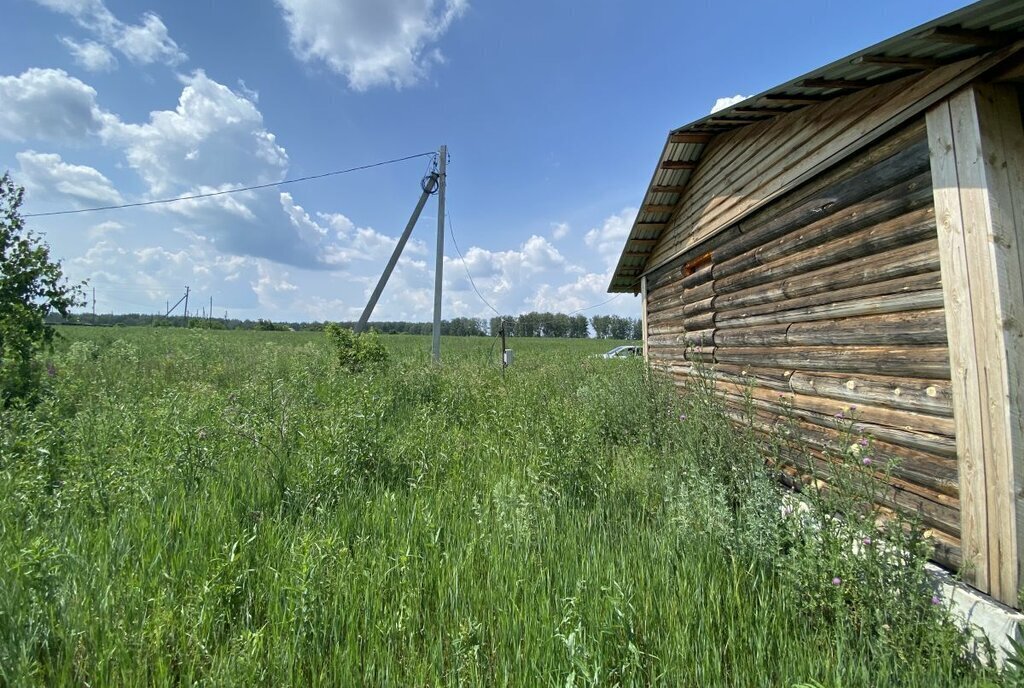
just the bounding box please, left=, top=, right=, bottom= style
left=500, top=319, right=507, bottom=376
left=92, top=287, right=96, bottom=323
left=209, top=296, right=213, bottom=328
left=431, top=144, right=447, bottom=363
left=183, top=286, right=190, bottom=328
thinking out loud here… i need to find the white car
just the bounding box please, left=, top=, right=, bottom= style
left=601, top=345, right=642, bottom=359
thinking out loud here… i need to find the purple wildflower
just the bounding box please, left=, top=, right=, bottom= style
left=849, top=406, right=857, bottom=413
left=832, top=577, right=842, bottom=586
left=862, top=537, right=872, bottom=546
left=835, top=411, right=844, bottom=419
left=931, top=595, right=941, bottom=606
left=858, top=437, right=869, bottom=447
left=862, top=457, right=873, bottom=467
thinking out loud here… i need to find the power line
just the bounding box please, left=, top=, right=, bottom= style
left=446, top=209, right=500, bottom=317
left=23, top=151, right=438, bottom=218
left=568, top=293, right=622, bottom=315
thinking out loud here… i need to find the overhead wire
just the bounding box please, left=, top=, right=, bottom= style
left=446, top=209, right=500, bottom=318
left=23, top=151, right=438, bottom=218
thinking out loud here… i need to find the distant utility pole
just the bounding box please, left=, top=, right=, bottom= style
left=92, top=287, right=96, bottom=323
left=431, top=144, right=447, bottom=363
left=183, top=286, right=190, bottom=328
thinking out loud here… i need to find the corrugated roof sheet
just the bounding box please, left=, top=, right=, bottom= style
left=609, top=0, right=1024, bottom=293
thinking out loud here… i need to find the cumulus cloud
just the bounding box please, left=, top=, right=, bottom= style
left=16, top=150, right=123, bottom=205
left=0, top=68, right=108, bottom=142
left=551, top=222, right=570, bottom=240
left=710, top=94, right=751, bottom=114
left=276, top=0, right=469, bottom=90
left=584, top=207, right=637, bottom=268
left=33, top=0, right=186, bottom=68
left=60, top=37, right=117, bottom=71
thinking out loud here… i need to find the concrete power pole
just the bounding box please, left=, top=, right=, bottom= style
left=183, top=286, right=190, bottom=328
left=431, top=145, right=447, bottom=363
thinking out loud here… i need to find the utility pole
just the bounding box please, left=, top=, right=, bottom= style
left=355, top=168, right=439, bottom=333
left=183, top=286, right=190, bottom=328
left=92, top=287, right=96, bottom=324
left=431, top=144, right=446, bottom=363
left=500, top=319, right=507, bottom=376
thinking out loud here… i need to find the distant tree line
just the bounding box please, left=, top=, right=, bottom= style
left=46, top=311, right=642, bottom=339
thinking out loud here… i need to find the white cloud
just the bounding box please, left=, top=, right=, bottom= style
left=710, top=94, right=751, bottom=114
left=87, top=220, right=124, bottom=238
left=551, top=221, right=570, bottom=240
left=102, top=70, right=288, bottom=195
left=60, top=37, right=117, bottom=71
left=16, top=150, right=123, bottom=205
left=276, top=0, right=469, bottom=90
left=584, top=207, right=637, bottom=268
left=33, top=0, right=186, bottom=68
left=0, top=68, right=108, bottom=142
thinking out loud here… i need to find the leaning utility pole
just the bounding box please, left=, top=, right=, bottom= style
left=355, top=167, right=440, bottom=333
left=183, top=286, right=190, bottom=328
left=431, top=145, right=446, bottom=363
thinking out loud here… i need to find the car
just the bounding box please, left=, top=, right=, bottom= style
left=600, top=345, right=642, bottom=359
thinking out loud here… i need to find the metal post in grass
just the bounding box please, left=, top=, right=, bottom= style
left=431, top=144, right=447, bottom=363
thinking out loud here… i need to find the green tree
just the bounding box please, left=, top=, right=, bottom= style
left=0, top=173, right=83, bottom=405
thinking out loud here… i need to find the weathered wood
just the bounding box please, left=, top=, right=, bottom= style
left=928, top=84, right=1024, bottom=604
left=682, top=295, right=715, bottom=317
left=668, top=132, right=713, bottom=144
left=684, top=328, right=715, bottom=346
left=685, top=280, right=716, bottom=303
left=661, top=160, right=697, bottom=170
left=644, top=225, right=743, bottom=288
left=851, top=55, right=945, bottom=70
left=714, top=271, right=941, bottom=322
left=716, top=290, right=945, bottom=330
left=788, top=371, right=953, bottom=418
left=784, top=309, right=946, bottom=346
left=714, top=170, right=933, bottom=279
left=683, top=311, right=715, bottom=331
left=714, top=206, right=936, bottom=295
left=643, top=204, right=678, bottom=214
left=714, top=323, right=789, bottom=347
left=681, top=263, right=713, bottom=289
left=713, top=239, right=939, bottom=311
left=650, top=185, right=688, bottom=194
left=640, top=276, right=649, bottom=360
left=715, top=135, right=931, bottom=266
left=715, top=345, right=949, bottom=378
left=713, top=380, right=955, bottom=443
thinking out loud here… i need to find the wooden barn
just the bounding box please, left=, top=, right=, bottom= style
left=609, top=0, right=1024, bottom=608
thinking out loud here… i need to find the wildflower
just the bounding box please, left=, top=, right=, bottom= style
left=832, top=577, right=842, bottom=586
left=849, top=406, right=857, bottom=413
left=862, top=536, right=872, bottom=546
left=679, top=413, right=687, bottom=421
left=858, top=437, right=869, bottom=447
left=931, top=595, right=941, bottom=606
left=834, top=411, right=844, bottom=419
left=862, top=457, right=873, bottom=467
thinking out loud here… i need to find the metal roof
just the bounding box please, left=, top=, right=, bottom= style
left=609, top=0, right=1024, bottom=293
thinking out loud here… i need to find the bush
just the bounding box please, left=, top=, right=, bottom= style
left=324, top=324, right=389, bottom=373
left=0, top=173, right=82, bottom=406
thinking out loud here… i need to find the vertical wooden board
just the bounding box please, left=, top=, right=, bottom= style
left=969, top=84, right=1024, bottom=601
left=926, top=99, right=990, bottom=591
left=641, top=276, right=650, bottom=360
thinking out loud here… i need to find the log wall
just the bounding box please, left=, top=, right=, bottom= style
left=645, top=118, right=963, bottom=569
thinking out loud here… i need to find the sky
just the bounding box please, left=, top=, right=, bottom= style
left=1, top=0, right=967, bottom=323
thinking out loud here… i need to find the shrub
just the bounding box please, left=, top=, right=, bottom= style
left=324, top=324, right=389, bottom=373
left=0, top=173, right=82, bottom=406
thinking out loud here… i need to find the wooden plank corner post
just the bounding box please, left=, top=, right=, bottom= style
left=641, top=275, right=649, bottom=360
left=926, top=83, right=1024, bottom=607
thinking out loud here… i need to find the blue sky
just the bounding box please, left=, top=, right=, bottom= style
left=1, top=0, right=965, bottom=322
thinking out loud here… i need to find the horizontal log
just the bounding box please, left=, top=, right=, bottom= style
left=686, top=280, right=716, bottom=303
left=647, top=333, right=688, bottom=347
left=714, top=171, right=933, bottom=279
left=684, top=328, right=715, bottom=346
left=716, top=399, right=959, bottom=496
left=683, top=311, right=716, bottom=331
left=715, top=206, right=936, bottom=295
left=715, top=136, right=930, bottom=263
left=789, top=370, right=952, bottom=417
left=713, top=380, right=955, bottom=441
left=715, top=345, right=949, bottom=378
left=682, top=295, right=715, bottom=317
left=681, top=263, right=714, bottom=289
left=717, top=290, right=945, bottom=330
left=786, top=309, right=947, bottom=346
left=646, top=226, right=743, bottom=289
left=647, top=301, right=688, bottom=325
left=713, top=271, right=941, bottom=322
left=646, top=323, right=686, bottom=337
left=713, top=239, right=938, bottom=311
left=714, top=323, right=790, bottom=347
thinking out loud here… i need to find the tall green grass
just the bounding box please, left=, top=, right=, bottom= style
left=0, top=328, right=1003, bottom=685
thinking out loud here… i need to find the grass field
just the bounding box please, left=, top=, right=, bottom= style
left=0, top=327, right=1008, bottom=686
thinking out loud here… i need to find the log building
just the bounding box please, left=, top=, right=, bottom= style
left=609, top=0, right=1024, bottom=608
